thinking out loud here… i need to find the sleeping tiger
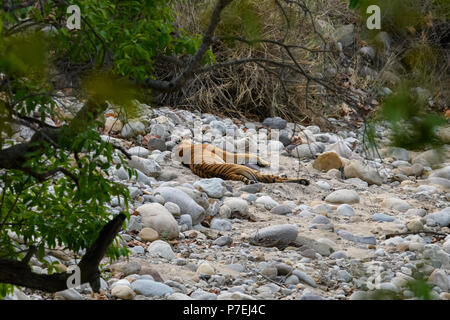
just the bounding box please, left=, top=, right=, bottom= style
left=174, top=140, right=310, bottom=185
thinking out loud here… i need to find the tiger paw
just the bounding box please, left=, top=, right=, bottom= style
left=257, top=158, right=271, bottom=167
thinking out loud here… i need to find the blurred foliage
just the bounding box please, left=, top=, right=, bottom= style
left=199, top=0, right=263, bottom=45
left=349, top=0, right=448, bottom=151
left=0, top=0, right=207, bottom=297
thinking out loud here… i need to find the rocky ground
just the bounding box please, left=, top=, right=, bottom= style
left=6, top=101, right=450, bottom=301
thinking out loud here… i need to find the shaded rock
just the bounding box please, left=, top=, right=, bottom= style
left=263, top=117, right=287, bottom=129
left=294, top=235, right=333, bottom=256
left=147, top=138, right=167, bottom=152
left=334, top=24, right=355, bottom=47
left=249, top=224, right=298, bottom=248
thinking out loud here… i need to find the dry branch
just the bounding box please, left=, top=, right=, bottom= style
left=0, top=213, right=126, bottom=292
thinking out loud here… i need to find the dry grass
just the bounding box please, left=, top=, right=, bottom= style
left=153, top=0, right=356, bottom=127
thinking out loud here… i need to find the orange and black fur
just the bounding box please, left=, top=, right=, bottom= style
left=174, top=141, right=310, bottom=185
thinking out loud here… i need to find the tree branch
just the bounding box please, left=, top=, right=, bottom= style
left=0, top=213, right=126, bottom=293
left=143, top=0, right=234, bottom=92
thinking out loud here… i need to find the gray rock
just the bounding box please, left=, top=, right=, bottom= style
left=359, top=46, right=376, bottom=60
left=255, top=196, right=279, bottom=210
left=115, top=167, right=129, bottom=180
left=239, top=183, right=263, bottom=194
left=426, top=208, right=450, bottom=227
left=430, top=166, right=450, bottom=180
left=210, top=218, right=232, bottom=231
left=191, top=289, right=218, bottom=300
left=330, top=251, right=348, bottom=260
left=179, top=214, right=193, bottom=229
left=122, top=261, right=142, bottom=276
left=325, top=141, right=353, bottom=159
left=292, top=270, right=317, bottom=287
left=217, top=292, right=256, bottom=300
left=213, top=236, right=233, bottom=246
left=337, top=204, right=355, bottom=217
left=294, top=236, right=333, bottom=256
left=126, top=215, right=143, bottom=233
left=194, top=178, right=227, bottom=198
left=128, top=146, right=150, bottom=157
left=270, top=205, right=292, bottom=215
left=344, top=160, right=383, bottom=186
left=427, top=177, right=450, bottom=189
left=313, top=203, right=332, bottom=214
left=155, top=187, right=205, bottom=225
left=325, top=189, right=360, bottom=204
left=131, top=279, right=173, bottom=297
left=285, top=275, right=300, bottom=285
left=312, top=215, right=331, bottom=224
left=372, top=213, right=395, bottom=222
left=386, top=147, right=410, bottom=161
left=275, top=263, right=293, bottom=276
left=382, top=198, right=411, bottom=212
left=137, top=203, right=179, bottom=239
left=147, top=240, right=175, bottom=260
left=298, top=293, right=326, bottom=300
left=121, top=121, right=146, bottom=138
left=292, top=144, right=320, bottom=159
left=428, top=269, right=449, bottom=292
left=223, top=198, right=249, bottom=216
left=128, top=156, right=161, bottom=177
left=315, top=180, right=331, bottom=191
left=249, top=224, right=298, bottom=248
left=337, top=270, right=352, bottom=282
left=263, top=117, right=287, bottom=130
left=334, top=24, right=355, bottom=48
left=147, top=138, right=167, bottom=152
left=337, top=230, right=376, bottom=245
left=210, top=120, right=226, bottom=135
